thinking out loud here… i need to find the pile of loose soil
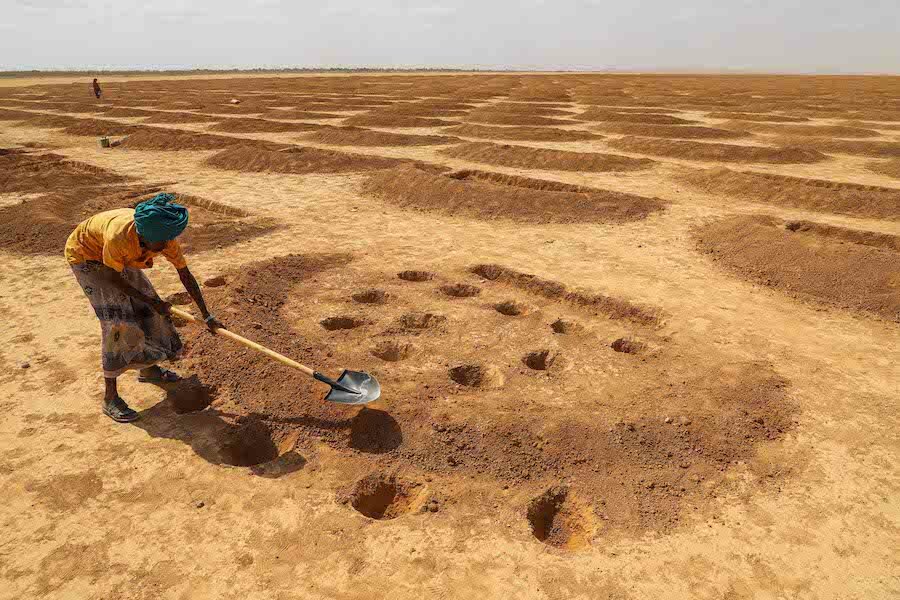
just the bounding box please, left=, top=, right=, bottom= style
left=362, top=166, right=664, bottom=224
left=11, top=113, right=80, bottom=129
left=142, top=112, right=221, bottom=124
left=176, top=253, right=797, bottom=539
left=478, top=103, right=577, bottom=116
left=771, top=136, right=900, bottom=159
left=842, top=120, right=900, bottom=131
left=695, top=215, right=900, bottom=320
left=576, top=109, right=696, bottom=125
left=593, top=122, right=748, bottom=139
left=0, top=178, right=278, bottom=256
left=260, top=109, right=345, bottom=120
left=440, top=141, right=655, bottom=172
left=119, top=128, right=239, bottom=151
left=868, top=158, right=900, bottom=180
left=782, top=220, right=900, bottom=251
left=374, top=105, right=470, bottom=118
left=0, top=108, right=38, bottom=121
left=706, top=112, right=809, bottom=123
left=676, top=167, right=900, bottom=220
left=209, top=118, right=324, bottom=134
left=195, top=103, right=268, bottom=115
left=447, top=169, right=605, bottom=192
left=0, top=149, right=127, bottom=194
left=101, top=107, right=155, bottom=118
left=608, top=136, right=828, bottom=164
left=60, top=119, right=142, bottom=137
left=443, top=124, right=602, bottom=142
left=470, top=263, right=661, bottom=325
left=344, top=113, right=460, bottom=128
left=722, top=122, right=881, bottom=138
left=304, top=126, right=458, bottom=147
left=204, top=144, right=417, bottom=174
left=464, top=112, right=577, bottom=127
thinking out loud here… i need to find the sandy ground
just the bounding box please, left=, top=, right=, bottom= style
left=1, top=73, right=898, bottom=599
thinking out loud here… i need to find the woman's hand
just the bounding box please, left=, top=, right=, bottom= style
left=203, top=314, right=224, bottom=333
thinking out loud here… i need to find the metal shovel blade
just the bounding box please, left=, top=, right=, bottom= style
left=320, top=370, right=381, bottom=405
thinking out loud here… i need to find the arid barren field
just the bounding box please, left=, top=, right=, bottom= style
left=0, top=72, right=898, bottom=599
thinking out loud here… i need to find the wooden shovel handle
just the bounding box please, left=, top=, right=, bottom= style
left=168, top=306, right=316, bottom=377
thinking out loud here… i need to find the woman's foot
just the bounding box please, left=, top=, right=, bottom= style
left=137, top=365, right=181, bottom=384
left=103, top=396, right=139, bottom=423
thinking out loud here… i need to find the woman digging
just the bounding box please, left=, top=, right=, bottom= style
left=65, top=193, right=223, bottom=423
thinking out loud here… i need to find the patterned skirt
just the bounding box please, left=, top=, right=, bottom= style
left=71, top=261, right=182, bottom=378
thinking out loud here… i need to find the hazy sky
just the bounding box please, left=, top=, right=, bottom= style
left=3, top=0, right=899, bottom=73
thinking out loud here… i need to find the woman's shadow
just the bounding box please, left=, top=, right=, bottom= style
left=131, top=376, right=402, bottom=478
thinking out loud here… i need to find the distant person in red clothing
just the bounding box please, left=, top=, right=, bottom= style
left=92, top=78, right=102, bottom=99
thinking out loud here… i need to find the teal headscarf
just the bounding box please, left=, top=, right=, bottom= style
left=134, top=193, right=189, bottom=243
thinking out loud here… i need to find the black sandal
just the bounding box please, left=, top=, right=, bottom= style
left=137, top=367, right=181, bottom=384
left=103, top=397, right=140, bottom=423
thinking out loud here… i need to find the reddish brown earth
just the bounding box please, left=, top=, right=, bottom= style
left=441, top=141, right=655, bottom=171
left=695, top=215, right=900, bottom=321
left=362, top=166, right=665, bottom=224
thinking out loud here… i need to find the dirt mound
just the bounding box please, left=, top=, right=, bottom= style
left=447, top=169, right=600, bottom=193
left=142, top=112, right=220, bottom=124
left=676, top=167, right=900, bottom=220
left=0, top=175, right=277, bottom=256
left=782, top=220, right=900, bottom=251
left=696, top=215, right=900, bottom=320
left=375, top=105, right=469, bottom=118
left=722, top=122, right=881, bottom=138
left=440, top=141, right=655, bottom=172
left=344, top=113, right=460, bottom=128
left=362, top=166, right=664, bottom=224
left=772, top=136, right=900, bottom=159
left=0, top=108, right=34, bottom=121
left=305, top=126, right=458, bottom=146
left=868, top=159, right=900, bottom=179
left=593, top=122, right=749, bottom=139
left=261, top=109, right=345, bottom=120
left=11, top=113, right=80, bottom=129
left=119, top=128, right=238, bottom=151
left=61, top=119, right=142, bottom=137
left=609, top=136, right=828, bottom=164
left=209, top=118, right=323, bottom=133
left=577, top=109, right=696, bottom=125
left=444, top=124, right=601, bottom=142
left=470, top=263, right=660, bottom=325
left=102, top=107, right=155, bottom=118
left=0, top=149, right=127, bottom=193
left=707, top=112, right=810, bottom=123
left=205, top=144, right=413, bottom=174
left=465, top=112, right=577, bottom=126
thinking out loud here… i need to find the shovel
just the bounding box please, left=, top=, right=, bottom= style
left=168, top=307, right=381, bottom=405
